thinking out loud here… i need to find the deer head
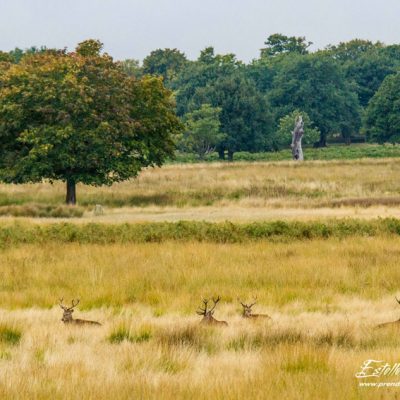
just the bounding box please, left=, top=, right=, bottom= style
left=238, top=297, right=257, bottom=318
left=59, top=298, right=80, bottom=323
left=196, top=296, right=227, bottom=325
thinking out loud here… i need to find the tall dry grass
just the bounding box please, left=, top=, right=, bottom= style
left=0, top=238, right=400, bottom=398
left=0, top=158, right=400, bottom=210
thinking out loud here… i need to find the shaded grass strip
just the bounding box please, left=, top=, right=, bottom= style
left=2, top=218, right=400, bottom=246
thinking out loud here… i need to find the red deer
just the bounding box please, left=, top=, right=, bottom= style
left=238, top=297, right=271, bottom=320
left=376, top=297, right=400, bottom=329
left=196, top=297, right=228, bottom=326
left=59, top=298, right=101, bottom=326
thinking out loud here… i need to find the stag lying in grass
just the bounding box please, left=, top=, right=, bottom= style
left=239, top=297, right=271, bottom=320
left=196, top=297, right=228, bottom=326
left=59, top=298, right=101, bottom=326
left=376, top=297, right=400, bottom=329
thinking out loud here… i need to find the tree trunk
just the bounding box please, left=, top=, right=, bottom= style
left=227, top=150, right=234, bottom=161
left=291, top=116, right=304, bottom=161
left=317, top=135, right=327, bottom=147
left=218, top=148, right=225, bottom=160
left=66, top=179, right=76, bottom=205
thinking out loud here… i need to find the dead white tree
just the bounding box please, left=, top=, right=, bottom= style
left=291, top=115, right=304, bottom=161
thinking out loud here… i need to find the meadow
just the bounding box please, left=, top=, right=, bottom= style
left=1, top=238, right=400, bottom=399
left=1, top=152, right=400, bottom=223
left=1, top=154, right=400, bottom=399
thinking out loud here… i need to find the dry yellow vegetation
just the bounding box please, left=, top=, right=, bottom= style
left=0, top=158, right=400, bottom=222
left=1, top=159, right=400, bottom=398
left=1, top=238, right=400, bottom=399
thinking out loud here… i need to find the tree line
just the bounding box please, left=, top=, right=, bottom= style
left=121, top=34, right=400, bottom=159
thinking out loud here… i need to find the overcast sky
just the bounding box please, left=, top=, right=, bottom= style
left=1, top=0, right=400, bottom=62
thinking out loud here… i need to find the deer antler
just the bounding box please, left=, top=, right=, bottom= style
left=71, top=299, right=80, bottom=309
left=209, top=296, right=221, bottom=313
left=59, top=298, right=68, bottom=311
left=237, top=297, right=247, bottom=308
left=248, top=296, right=258, bottom=308
left=196, top=299, right=209, bottom=315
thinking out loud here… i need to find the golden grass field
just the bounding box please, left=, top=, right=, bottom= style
left=2, top=159, right=400, bottom=399
left=1, top=158, right=400, bottom=222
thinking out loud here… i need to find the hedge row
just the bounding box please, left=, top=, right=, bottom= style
left=1, top=219, right=400, bottom=246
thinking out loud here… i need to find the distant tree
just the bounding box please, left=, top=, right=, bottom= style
left=143, top=48, right=188, bottom=85
left=365, top=72, right=400, bottom=143
left=324, top=40, right=400, bottom=107
left=173, top=47, right=240, bottom=116
left=269, top=110, right=320, bottom=151
left=119, top=59, right=143, bottom=79
left=0, top=40, right=182, bottom=204
left=8, top=46, right=55, bottom=63
left=191, top=72, right=273, bottom=160
left=325, top=39, right=382, bottom=62
left=261, top=34, right=312, bottom=57
left=179, top=104, right=226, bottom=159
left=268, top=53, right=361, bottom=146
left=0, top=51, right=13, bottom=63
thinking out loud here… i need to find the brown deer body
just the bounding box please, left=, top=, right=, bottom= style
left=59, top=299, right=101, bottom=326
left=196, top=297, right=228, bottom=326
left=239, top=298, right=271, bottom=320
left=376, top=297, right=400, bottom=329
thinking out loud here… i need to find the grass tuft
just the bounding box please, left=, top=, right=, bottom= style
left=0, top=324, right=22, bottom=346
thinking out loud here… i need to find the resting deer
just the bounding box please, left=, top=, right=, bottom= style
left=196, top=296, right=228, bottom=326
left=239, top=297, right=271, bottom=320
left=59, top=298, right=101, bottom=326
left=376, top=297, right=400, bottom=329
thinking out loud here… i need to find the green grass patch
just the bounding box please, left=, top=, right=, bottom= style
left=108, top=325, right=152, bottom=344
left=0, top=325, right=22, bottom=346
left=2, top=218, right=400, bottom=246
left=173, top=144, right=400, bottom=163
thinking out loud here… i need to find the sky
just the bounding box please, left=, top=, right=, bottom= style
left=1, top=0, right=400, bottom=63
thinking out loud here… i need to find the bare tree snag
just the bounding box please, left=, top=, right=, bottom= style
left=291, top=116, right=304, bottom=161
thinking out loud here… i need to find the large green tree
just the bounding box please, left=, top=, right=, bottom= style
left=188, top=72, right=273, bottom=160
left=173, top=48, right=272, bottom=159
left=365, top=72, right=400, bottom=143
left=0, top=40, right=182, bottom=204
left=143, top=48, right=188, bottom=86
left=179, top=104, right=226, bottom=159
left=268, top=53, right=361, bottom=146
left=324, top=40, right=400, bottom=107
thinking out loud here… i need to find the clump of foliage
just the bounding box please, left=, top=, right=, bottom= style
left=268, top=110, right=320, bottom=150
left=178, top=104, right=226, bottom=159
left=143, top=48, right=188, bottom=85
left=365, top=72, right=400, bottom=143
left=260, top=33, right=312, bottom=57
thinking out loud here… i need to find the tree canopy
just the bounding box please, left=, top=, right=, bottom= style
left=0, top=40, right=182, bottom=204
left=365, top=72, right=400, bottom=143
left=268, top=53, right=361, bottom=146
left=261, top=34, right=312, bottom=58
left=143, top=48, right=188, bottom=86
left=179, top=104, right=226, bottom=159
